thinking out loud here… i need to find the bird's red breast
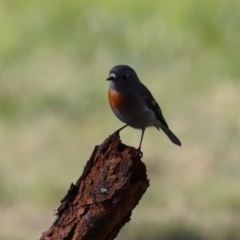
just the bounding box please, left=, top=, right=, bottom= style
left=108, top=88, right=131, bottom=112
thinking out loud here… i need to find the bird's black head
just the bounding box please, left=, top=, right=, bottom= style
left=106, top=65, right=139, bottom=82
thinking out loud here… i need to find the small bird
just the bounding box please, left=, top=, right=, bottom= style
left=107, top=65, right=181, bottom=151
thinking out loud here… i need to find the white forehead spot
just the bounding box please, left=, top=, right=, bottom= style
left=109, top=73, right=116, bottom=78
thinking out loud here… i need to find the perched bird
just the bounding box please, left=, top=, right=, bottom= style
left=107, top=65, right=181, bottom=151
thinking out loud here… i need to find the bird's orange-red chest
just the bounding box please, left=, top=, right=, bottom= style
left=108, top=88, right=130, bottom=112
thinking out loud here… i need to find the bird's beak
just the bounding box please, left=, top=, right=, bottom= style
left=106, top=73, right=116, bottom=81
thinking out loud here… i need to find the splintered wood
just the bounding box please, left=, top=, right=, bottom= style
left=41, top=135, right=149, bottom=240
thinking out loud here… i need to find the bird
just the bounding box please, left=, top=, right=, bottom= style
left=106, top=65, right=181, bottom=151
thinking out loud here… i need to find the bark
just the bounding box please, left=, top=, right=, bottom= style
left=40, top=135, right=149, bottom=240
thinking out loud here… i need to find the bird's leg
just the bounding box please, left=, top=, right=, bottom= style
left=111, top=124, right=128, bottom=137
left=137, top=128, right=145, bottom=152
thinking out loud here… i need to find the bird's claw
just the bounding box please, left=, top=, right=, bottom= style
left=137, top=148, right=143, bottom=157
left=110, top=131, right=120, bottom=138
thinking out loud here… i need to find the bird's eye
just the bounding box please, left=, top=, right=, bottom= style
left=122, top=73, right=128, bottom=79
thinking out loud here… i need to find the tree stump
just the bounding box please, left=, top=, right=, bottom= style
left=40, top=135, right=149, bottom=240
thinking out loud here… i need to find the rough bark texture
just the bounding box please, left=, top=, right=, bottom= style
left=40, top=135, right=149, bottom=240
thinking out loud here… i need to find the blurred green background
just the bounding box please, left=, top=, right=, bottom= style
left=1, top=0, right=240, bottom=239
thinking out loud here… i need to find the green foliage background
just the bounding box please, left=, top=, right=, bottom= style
left=1, top=0, right=240, bottom=239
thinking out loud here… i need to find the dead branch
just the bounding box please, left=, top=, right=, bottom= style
left=40, top=135, right=149, bottom=240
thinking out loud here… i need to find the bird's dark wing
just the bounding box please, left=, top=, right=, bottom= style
left=138, top=83, right=169, bottom=129
left=144, top=95, right=169, bottom=128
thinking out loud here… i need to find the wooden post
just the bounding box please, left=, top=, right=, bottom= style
left=40, top=135, right=149, bottom=240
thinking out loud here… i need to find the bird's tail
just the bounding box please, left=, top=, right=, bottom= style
left=161, top=126, right=181, bottom=146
